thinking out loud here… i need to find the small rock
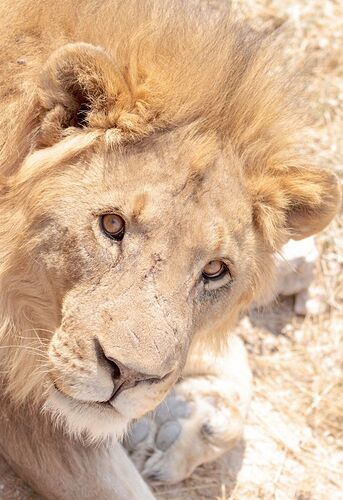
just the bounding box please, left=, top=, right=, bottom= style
left=294, top=286, right=327, bottom=316
left=305, top=297, right=327, bottom=316
left=293, top=329, right=305, bottom=343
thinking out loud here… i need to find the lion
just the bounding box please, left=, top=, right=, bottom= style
left=0, top=0, right=340, bottom=497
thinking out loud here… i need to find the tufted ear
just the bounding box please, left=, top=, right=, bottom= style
left=250, top=165, right=342, bottom=250
left=37, top=43, right=132, bottom=146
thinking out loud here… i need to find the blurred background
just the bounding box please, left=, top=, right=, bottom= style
left=155, top=0, right=343, bottom=498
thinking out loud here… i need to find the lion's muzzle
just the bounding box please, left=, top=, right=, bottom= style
left=46, top=275, right=191, bottom=433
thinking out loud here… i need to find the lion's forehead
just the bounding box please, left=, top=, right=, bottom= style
left=83, top=135, right=252, bottom=232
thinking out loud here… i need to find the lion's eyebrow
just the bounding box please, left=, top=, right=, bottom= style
left=209, top=223, right=226, bottom=253
left=132, top=192, right=149, bottom=221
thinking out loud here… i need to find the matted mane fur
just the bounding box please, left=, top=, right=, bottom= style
left=0, top=0, right=340, bottom=413
left=1, top=0, right=299, bottom=173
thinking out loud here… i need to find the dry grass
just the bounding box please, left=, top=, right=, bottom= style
left=153, top=1, right=343, bottom=498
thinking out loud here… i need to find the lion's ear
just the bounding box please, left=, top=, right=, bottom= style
left=250, top=165, right=341, bottom=249
left=37, top=43, right=130, bottom=146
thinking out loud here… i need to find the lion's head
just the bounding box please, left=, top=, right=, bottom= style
left=0, top=2, right=340, bottom=439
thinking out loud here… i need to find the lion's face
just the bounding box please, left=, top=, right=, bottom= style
left=23, top=132, right=259, bottom=437
left=1, top=39, right=340, bottom=440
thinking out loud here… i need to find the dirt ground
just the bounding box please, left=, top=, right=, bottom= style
left=153, top=1, right=343, bottom=499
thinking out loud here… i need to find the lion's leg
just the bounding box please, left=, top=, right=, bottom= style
left=1, top=443, right=155, bottom=500
left=124, top=334, right=252, bottom=483
left=1, top=441, right=155, bottom=500
left=0, top=406, right=155, bottom=500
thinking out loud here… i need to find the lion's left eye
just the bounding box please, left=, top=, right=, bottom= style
left=202, top=260, right=228, bottom=280
left=100, top=213, right=125, bottom=240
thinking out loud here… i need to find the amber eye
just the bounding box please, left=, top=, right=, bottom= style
left=100, top=214, right=125, bottom=240
left=202, top=260, right=228, bottom=280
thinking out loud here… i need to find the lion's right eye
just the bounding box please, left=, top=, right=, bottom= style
left=100, top=214, right=125, bottom=241
left=202, top=260, right=228, bottom=281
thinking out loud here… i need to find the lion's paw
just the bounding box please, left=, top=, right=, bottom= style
left=124, top=376, right=244, bottom=483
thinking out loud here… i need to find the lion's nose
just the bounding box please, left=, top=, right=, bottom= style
left=95, top=339, right=166, bottom=400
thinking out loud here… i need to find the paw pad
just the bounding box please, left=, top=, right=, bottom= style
left=125, top=418, right=151, bottom=449
left=155, top=420, right=182, bottom=451
left=154, top=394, right=192, bottom=424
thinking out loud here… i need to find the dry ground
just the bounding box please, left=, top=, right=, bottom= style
left=153, top=1, right=343, bottom=498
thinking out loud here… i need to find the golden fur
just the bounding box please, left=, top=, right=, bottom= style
left=0, top=0, right=341, bottom=497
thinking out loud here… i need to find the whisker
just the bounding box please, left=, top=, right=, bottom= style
left=0, top=345, right=50, bottom=358
left=22, top=327, right=55, bottom=336
left=12, top=335, right=50, bottom=346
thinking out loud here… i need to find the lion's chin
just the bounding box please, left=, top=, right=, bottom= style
left=43, top=386, right=130, bottom=442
